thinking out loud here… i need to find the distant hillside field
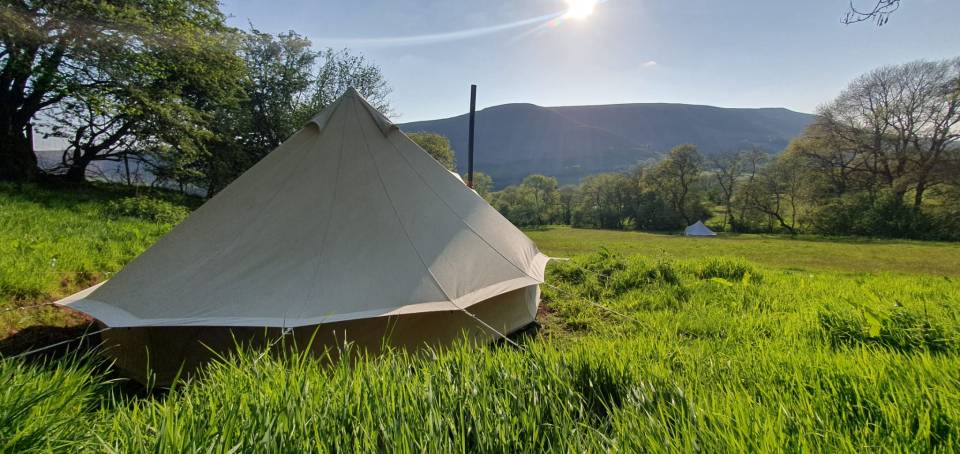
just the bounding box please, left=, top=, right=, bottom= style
left=528, top=226, right=960, bottom=277
left=401, top=103, right=815, bottom=186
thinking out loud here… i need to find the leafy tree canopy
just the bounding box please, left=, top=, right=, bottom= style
left=408, top=132, right=456, bottom=172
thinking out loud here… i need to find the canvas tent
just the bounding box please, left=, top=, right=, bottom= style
left=56, top=88, right=549, bottom=385
left=684, top=220, right=717, bottom=237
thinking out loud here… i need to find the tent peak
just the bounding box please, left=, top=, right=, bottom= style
left=684, top=220, right=717, bottom=237
left=307, top=87, right=397, bottom=136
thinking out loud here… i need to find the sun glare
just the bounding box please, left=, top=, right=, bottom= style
left=564, top=0, right=598, bottom=20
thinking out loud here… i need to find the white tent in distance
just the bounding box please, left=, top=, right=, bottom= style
left=55, top=88, right=549, bottom=385
left=684, top=220, right=717, bottom=237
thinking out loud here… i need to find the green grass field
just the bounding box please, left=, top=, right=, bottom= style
left=0, top=183, right=195, bottom=340
left=528, top=226, right=960, bottom=277
left=2, top=184, right=959, bottom=452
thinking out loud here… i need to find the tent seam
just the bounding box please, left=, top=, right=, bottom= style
left=294, top=100, right=350, bottom=322
left=385, top=132, right=542, bottom=283
left=354, top=102, right=520, bottom=345
left=159, top=137, right=305, bottom=295
left=352, top=101, right=458, bottom=306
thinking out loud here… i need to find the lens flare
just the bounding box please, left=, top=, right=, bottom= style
left=313, top=0, right=607, bottom=48
left=564, top=0, right=598, bottom=19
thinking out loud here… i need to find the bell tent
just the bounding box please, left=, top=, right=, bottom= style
left=684, top=220, right=717, bottom=237
left=56, top=88, right=549, bottom=385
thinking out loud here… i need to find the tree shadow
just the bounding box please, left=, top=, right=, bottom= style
left=0, top=323, right=103, bottom=360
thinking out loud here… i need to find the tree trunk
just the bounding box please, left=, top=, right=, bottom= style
left=63, top=147, right=98, bottom=182
left=913, top=181, right=926, bottom=210
left=64, top=161, right=88, bottom=182
left=124, top=154, right=132, bottom=186
left=0, top=131, right=39, bottom=182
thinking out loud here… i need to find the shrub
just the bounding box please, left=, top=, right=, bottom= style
left=812, top=192, right=939, bottom=240
left=692, top=257, right=762, bottom=283
left=104, top=196, right=190, bottom=224
left=551, top=250, right=686, bottom=301
left=608, top=261, right=681, bottom=294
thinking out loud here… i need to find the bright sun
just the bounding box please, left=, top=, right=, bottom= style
left=564, top=0, right=598, bottom=20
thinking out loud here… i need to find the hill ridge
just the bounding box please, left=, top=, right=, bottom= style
left=400, top=102, right=815, bottom=187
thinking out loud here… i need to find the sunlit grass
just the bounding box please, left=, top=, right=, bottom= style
left=0, top=183, right=195, bottom=338
left=2, top=184, right=959, bottom=451
left=526, top=225, right=960, bottom=276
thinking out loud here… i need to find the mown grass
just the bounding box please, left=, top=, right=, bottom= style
left=527, top=226, right=960, bottom=276
left=2, top=184, right=959, bottom=451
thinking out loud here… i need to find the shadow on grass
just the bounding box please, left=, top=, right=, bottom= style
left=0, top=323, right=103, bottom=359
left=0, top=181, right=202, bottom=211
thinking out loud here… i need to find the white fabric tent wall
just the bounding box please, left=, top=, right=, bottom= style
left=684, top=220, right=717, bottom=237
left=54, top=88, right=549, bottom=384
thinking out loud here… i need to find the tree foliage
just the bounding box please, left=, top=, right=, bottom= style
left=649, top=144, right=706, bottom=225
left=490, top=174, right=560, bottom=227
left=488, top=58, right=960, bottom=241
left=471, top=171, right=493, bottom=199
left=805, top=58, right=960, bottom=210
left=0, top=0, right=243, bottom=182
left=408, top=132, right=456, bottom=172
left=185, top=29, right=392, bottom=194
left=0, top=7, right=391, bottom=191
left=491, top=147, right=710, bottom=232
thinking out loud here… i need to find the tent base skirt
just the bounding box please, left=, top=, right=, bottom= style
left=101, top=286, right=540, bottom=386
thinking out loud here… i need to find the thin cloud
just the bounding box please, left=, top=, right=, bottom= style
left=310, top=0, right=611, bottom=48
left=312, top=12, right=563, bottom=48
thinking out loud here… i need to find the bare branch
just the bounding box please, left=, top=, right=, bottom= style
left=843, top=0, right=901, bottom=26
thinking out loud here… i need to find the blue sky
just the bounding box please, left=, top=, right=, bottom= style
left=232, top=1, right=954, bottom=121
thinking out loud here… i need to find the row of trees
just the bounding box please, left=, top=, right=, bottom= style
left=487, top=144, right=710, bottom=232
left=488, top=58, right=960, bottom=240
left=1, top=1, right=391, bottom=196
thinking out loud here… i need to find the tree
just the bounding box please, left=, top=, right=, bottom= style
left=310, top=48, right=391, bottom=120
left=710, top=150, right=749, bottom=231
left=808, top=57, right=960, bottom=209
left=471, top=171, right=493, bottom=199
left=490, top=185, right=539, bottom=226
left=619, top=164, right=679, bottom=231
left=741, top=153, right=809, bottom=234
left=0, top=0, right=241, bottom=182
left=197, top=30, right=392, bottom=194
left=240, top=29, right=317, bottom=153
left=572, top=173, right=630, bottom=229
left=408, top=132, right=456, bottom=172
left=650, top=144, right=705, bottom=225
left=521, top=174, right=559, bottom=225
left=42, top=7, right=244, bottom=182
left=557, top=185, right=577, bottom=225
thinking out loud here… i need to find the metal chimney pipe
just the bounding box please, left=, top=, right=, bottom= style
left=467, top=84, right=477, bottom=188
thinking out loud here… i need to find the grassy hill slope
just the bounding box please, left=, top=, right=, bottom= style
left=2, top=184, right=958, bottom=451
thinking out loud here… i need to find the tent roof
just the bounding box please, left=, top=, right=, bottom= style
left=57, top=88, right=548, bottom=328
left=684, top=220, right=717, bottom=236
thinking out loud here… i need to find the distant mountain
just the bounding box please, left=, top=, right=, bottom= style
left=400, top=103, right=815, bottom=187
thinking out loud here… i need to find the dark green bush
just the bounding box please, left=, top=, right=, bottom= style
left=812, top=192, right=946, bottom=240
left=551, top=250, right=686, bottom=302
left=104, top=196, right=190, bottom=224
left=692, top=257, right=762, bottom=283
